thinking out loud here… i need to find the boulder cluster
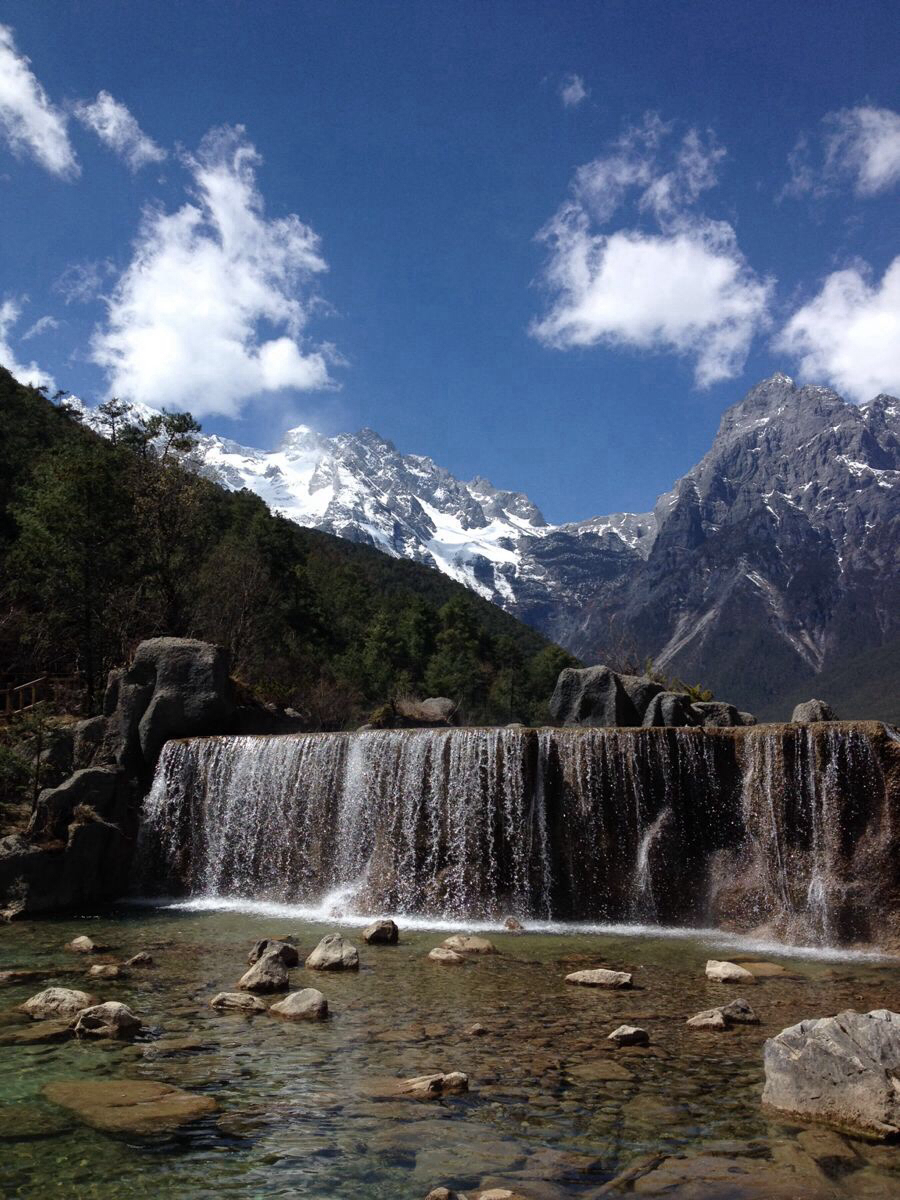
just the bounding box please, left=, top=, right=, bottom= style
left=549, top=665, right=757, bottom=729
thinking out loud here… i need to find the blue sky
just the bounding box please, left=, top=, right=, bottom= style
left=1, top=1, right=898, bottom=522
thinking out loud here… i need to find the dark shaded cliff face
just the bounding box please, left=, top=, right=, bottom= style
left=521, top=376, right=900, bottom=716
left=139, top=721, right=900, bottom=951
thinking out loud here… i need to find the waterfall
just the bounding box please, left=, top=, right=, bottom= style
left=139, top=722, right=897, bottom=944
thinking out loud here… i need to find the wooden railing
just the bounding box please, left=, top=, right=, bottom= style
left=0, top=675, right=77, bottom=721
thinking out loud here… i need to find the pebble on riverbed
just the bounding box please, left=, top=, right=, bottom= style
left=209, top=991, right=267, bottom=1012
left=124, top=952, right=154, bottom=967
left=65, top=935, right=110, bottom=955
left=399, top=1071, right=469, bottom=1098
left=687, top=998, right=759, bottom=1029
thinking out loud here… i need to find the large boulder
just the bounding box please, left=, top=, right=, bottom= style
left=71, top=1001, right=141, bottom=1039
left=237, top=953, right=289, bottom=993
left=791, top=699, right=837, bottom=723
left=269, top=988, right=328, bottom=1021
left=362, top=919, right=399, bottom=945
left=692, top=701, right=745, bottom=728
left=641, top=691, right=697, bottom=728
left=393, top=697, right=457, bottom=727
left=619, top=674, right=665, bottom=716
left=102, top=637, right=234, bottom=777
left=305, top=934, right=359, bottom=971
left=247, top=939, right=299, bottom=967
left=762, top=1009, right=900, bottom=1139
left=549, top=666, right=641, bottom=727
left=20, top=988, right=97, bottom=1021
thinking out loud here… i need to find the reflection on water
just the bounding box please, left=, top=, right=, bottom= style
left=1, top=908, right=898, bottom=1199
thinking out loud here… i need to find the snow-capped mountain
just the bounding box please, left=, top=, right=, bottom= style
left=193, top=422, right=656, bottom=607
left=79, top=374, right=899, bottom=716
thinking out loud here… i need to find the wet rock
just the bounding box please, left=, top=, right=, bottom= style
left=721, top=998, right=759, bottom=1025
left=0, top=968, right=45, bottom=986
left=565, top=968, right=633, bottom=989
left=608, top=1024, right=649, bottom=1046
left=400, top=1071, right=469, bottom=1098
left=692, top=701, right=745, bottom=728
left=87, top=963, right=126, bottom=980
left=210, top=991, right=267, bottom=1012
left=503, top=917, right=524, bottom=933
left=362, top=919, right=399, bottom=945
left=567, top=1058, right=633, bottom=1083
left=269, top=988, right=329, bottom=1021
left=442, top=934, right=498, bottom=955
left=686, top=1008, right=728, bottom=1030
left=142, top=1036, right=210, bottom=1059
left=736, top=960, right=788, bottom=977
left=705, top=959, right=755, bottom=984
left=792, top=699, right=836, bottom=723
left=641, top=691, right=697, bottom=728
left=43, top=1079, right=217, bottom=1134
left=247, top=939, right=299, bottom=967
left=20, top=987, right=97, bottom=1021
left=66, top=935, right=109, bottom=954
left=428, top=947, right=465, bottom=965
left=71, top=1001, right=141, bottom=1039
left=0, top=1019, right=73, bottom=1046
left=237, top=952, right=290, bottom=992
left=762, top=1008, right=900, bottom=1139
left=466, top=1022, right=489, bottom=1037
left=550, top=666, right=641, bottom=727
left=424, top=1190, right=458, bottom=1200
left=125, top=951, right=154, bottom=967
left=305, top=933, right=359, bottom=971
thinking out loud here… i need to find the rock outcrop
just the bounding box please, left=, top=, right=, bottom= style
left=762, top=1009, right=900, bottom=1139
left=550, top=665, right=755, bottom=728
left=0, top=637, right=238, bottom=917
left=792, top=699, right=837, bottom=723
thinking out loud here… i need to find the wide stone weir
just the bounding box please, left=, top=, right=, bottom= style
left=139, top=722, right=900, bottom=949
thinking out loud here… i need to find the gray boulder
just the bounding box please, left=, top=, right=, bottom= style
left=394, top=697, right=457, bottom=726
left=71, top=1001, right=141, bottom=1039
left=362, top=919, right=399, bottom=945
left=692, top=701, right=744, bottom=728
left=641, top=691, right=697, bottom=727
left=619, top=674, right=664, bottom=717
left=305, top=933, right=359, bottom=971
left=269, top=988, right=328, bottom=1021
left=237, top=953, right=289, bottom=993
left=763, top=1009, right=900, bottom=1139
left=21, top=987, right=97, bottom=1021
left=102, top=637, right=234, bottom=776
left=72, top=717, right=106, bottom=770
left=549, top=666, right=641, bottom=727
left=247, top=939, right=299, bottom=967
left=791, top=699, right=837, bottom=723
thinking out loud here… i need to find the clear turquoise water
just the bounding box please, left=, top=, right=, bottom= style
left=1, top=907, right=898, bottom=1199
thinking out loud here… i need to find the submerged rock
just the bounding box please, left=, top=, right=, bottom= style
left=428, top=947, right=465, bottom=965
left=608, top=1024, right=649, bottom=1046
left=305, top=933, right=359, bottom=971
left=269, top=988, right=328, bottom=1021
left=87, top=963, right=125, bottom=980
left=247, top=939, right=299, bottom=967
left=565, top=968, right=633, bottom=989
left=442, top=934, right=498, bottom=955
left=20, top=987, right=96, bottom=1021
left=237, top=953, right=290, bottom=992
left=210, top=991, right=267, bottom=1012
left=124, top=951, right=154, bottom=967
left=399, top=1071, right=468, bottom=1098
left=71, top=1001, right=141, bottom=1039
left=0, top=1020, right=73, bottom=1046
left=362, top=919, right=399, bottom=945
left=706, top=959, right=755, bottom=984
left=762, top=1008, right=900, bottom=1139
left=43, top=1079, right=217, bottom=1134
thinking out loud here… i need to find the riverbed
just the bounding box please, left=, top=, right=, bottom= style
left=1, top=908, right=898, bottom=1199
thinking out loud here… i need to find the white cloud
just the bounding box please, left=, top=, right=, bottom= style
left=53, top=259, right=114, bottom=305
left=776, top=256, right=900, bottom=403
left=560, top=74, right=588, bottom=109
left=786, top=105, right=900, bottom=198
left=532, top=115, right=772, bottom=386
left=22, top=313, right=58, bottom=340
left=0, top=299, right=56, bottom=389
left=73, top=90, right=166, bottom=171
left=91, top=126, right=333, bottom=416
left=0, top=24, right=78, bottom=178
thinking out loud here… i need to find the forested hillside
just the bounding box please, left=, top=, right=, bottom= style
left=0, top=369, right=576, bottom=728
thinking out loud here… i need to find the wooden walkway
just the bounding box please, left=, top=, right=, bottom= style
left=0, top=676, right=74, bottom=721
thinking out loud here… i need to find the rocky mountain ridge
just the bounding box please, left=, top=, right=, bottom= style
left=83, top=374, right=899, bottom=717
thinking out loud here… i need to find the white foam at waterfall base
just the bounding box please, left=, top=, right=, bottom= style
left=128, top=894, right=895, bottom=963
